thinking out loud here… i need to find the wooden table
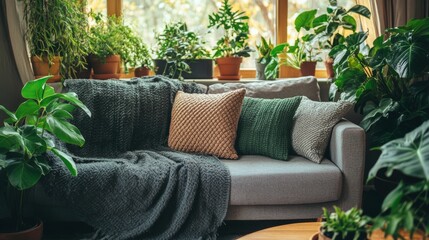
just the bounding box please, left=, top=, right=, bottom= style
left=238, top=222, right=426, bottom=240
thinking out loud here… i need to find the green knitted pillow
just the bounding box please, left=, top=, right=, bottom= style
left=236, top=96, right=302, bottom=160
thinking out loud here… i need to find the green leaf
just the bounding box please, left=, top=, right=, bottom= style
left=270, top=43, right=287, bottom=56
left=51, top=148, right=77, bottom=176
left=312, top=14, right=328, bottom=28
left=45, top=115, right=85, bottom=146
left=7, top=161, right=42, bottom=190
left=388, top=38, right=429, bottom=78
left=347, top=5, right=371, bottom=18
left=295, top=9, right=317, bottom=32
left=0, top=126, right=25, bottom=152
left=368, top=120, right=429, bottom=181
left=21, top=76, right=51, bottom=100
left=342, top=15, right=357, bottom=32
left=41, top=92, right=91, bottom=117
left=0, top=105, right=18, bottom=123
left=20, top=125, right=47, bottom=156
left=360, top=98, right=398, bottom=132
left=15, top=100, right=40, bottom=120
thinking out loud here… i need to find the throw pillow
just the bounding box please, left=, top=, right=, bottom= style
left=208, top=77, right=320, bottom=101
left=236, top=96, right=302, bottom=160
left=292, top=97, right=353, bottom=163
left=168, top=89, right=246, bottom=159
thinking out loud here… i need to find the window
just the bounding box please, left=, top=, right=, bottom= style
left=122, top=0, right=276, bottom=68
left=86, top=0, right=357, bottom=77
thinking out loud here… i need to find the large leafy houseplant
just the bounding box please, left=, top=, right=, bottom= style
left=154, top=21, right=211, bottom=80
left=368, top=120, right=429, bottom=239
left=0, top=76, right=90, bottom=232
left=23, top=0, right=90, bottom=81
left=330, top=17, right=429, bottom=147
left=208, top=0, right=252, bottom=80
left=320, top=206, right=370, bottom=240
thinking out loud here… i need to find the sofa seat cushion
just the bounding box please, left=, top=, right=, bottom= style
left=221, top=155, right=342, bottom=205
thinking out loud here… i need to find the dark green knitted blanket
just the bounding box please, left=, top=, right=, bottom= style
left=42, top=76, right=230, bottom=240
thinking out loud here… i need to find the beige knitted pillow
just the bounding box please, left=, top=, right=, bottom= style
left=292, top=97, right=353, bottom=163
left=168, top=89, right=246, bottom=159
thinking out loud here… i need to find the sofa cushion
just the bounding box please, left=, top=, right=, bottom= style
left=292, top=97, right=353, bottom=163
left=168, top=89, right=245, bottom=159
left=208, top=77, right=320, bottom=101
left=221, top=155, right=342, bottom=205
left=236, top=96, right=302, bottom=160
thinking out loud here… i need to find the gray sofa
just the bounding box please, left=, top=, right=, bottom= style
left=1, top=77, right=366, bottom=222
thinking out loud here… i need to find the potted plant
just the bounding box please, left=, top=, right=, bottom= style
left=132, top=40, right=153, bottom=78
left=88, top=14, right=127, bottom=80
left=311, top=0, right=370, bottom=78
left=367, top=121, right=429, bottom=239
left=0, top=76, right=91, bottom=239
left=23, top=0, right=90, bottom=82
left=153, top=21, right=212, bottom=80
left=318, top=207, right=370, bottom=240
left=208, top=0, right=253, bottom=80
left=255, top=36, right=274, bottom=80
left=265, top=10, right=322, bottom=79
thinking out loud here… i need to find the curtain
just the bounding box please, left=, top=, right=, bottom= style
left=0, top=0, right=24, bottom=122
left=370, top=0, right=429, bottom=37
left=5, top=0, right=34, bottom=84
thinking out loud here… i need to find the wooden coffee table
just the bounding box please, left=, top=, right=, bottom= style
left=238, top=222, right=425, bottom=240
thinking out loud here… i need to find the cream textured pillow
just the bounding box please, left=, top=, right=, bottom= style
left=292, top=97, right=353, bottom=163
left=168, top=89, right=246, bottom=159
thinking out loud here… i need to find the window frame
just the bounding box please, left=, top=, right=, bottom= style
left=106, top=0, right=327, bottom=79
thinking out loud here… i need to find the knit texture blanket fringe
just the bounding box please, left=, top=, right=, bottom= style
left=42, top=76, right=231, bottom=240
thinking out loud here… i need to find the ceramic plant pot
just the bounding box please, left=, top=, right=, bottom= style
left=216, top=57, right=242, bottom=80
left=255, top=60, right=273, bottom=80
left=300, top=61, right=317, bottom=77
left=134, top=66, right=150, bottom=77
left=90, top=54, right=121, bottom=80
left=154, top=59, right=213, bottom=79
left=0, top=219, right=43, bottom=240
left=324, top=58, right=335, bottom=79
left=31, top=56, right=61, bottom=83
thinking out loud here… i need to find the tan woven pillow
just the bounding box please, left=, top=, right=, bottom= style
left=168, top=89, right=246, bottom=159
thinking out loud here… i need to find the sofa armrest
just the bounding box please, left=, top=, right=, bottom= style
left=329, top=120, right=366, bottom=209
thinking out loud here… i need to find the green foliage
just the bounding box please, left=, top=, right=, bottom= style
left=208, top=0, right=253, bottom=58
left=89, top=14, right=152, bottom=72
left=256, top=37, right=274, bottom=64
left=312, top=1, right=371, bottom=50
left=371, top=181, right=429, bottom=240
left=368, top=120, right=429, bottom=181
left=266, top=8, right=334, bottom=79
left=330, top=17, right=429, bottom=147
left=321, top=206, right=370, bottom=240
left=0, top=76, right=91, bottom=191
left=367, top=118, right=429, bottom=240
left=154, top=21, right=210, bottom=80
left=22, top=0, right=90, bottom=79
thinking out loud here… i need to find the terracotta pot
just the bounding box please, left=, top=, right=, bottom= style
left=134, top=66, right=150, bottom=77
left=89, top=54, right=121, bottom=76
left=216, top=57, right=242, bottom=80
left=0, top=219, right=43, bottom=240
left=325, top=58, right=335, bottom=79
left=300, top=61, right=317, bottom=76
left=31, top=56, right=61, bottom=83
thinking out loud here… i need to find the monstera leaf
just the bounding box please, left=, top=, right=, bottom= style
left=368, top=120, right=429, bottom=181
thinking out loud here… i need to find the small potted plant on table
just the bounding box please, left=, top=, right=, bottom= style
left=23, top=0, right=89, bottom=82
left=0, top=76, right=90, bottom=239
left=255, top=36, right=274, bottom=80
left=132, top=40, right=153, bottom=77
left=153, top=21, right=212, bottom=80
left=318, top=207, right=370, bottom=240
left=208, top=0, right=253, bottom=80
